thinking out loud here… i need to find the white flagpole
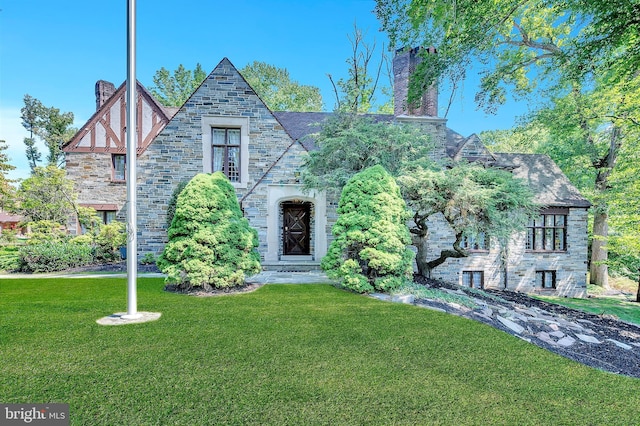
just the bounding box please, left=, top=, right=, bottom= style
left=124, top=0, right=140, bottom=319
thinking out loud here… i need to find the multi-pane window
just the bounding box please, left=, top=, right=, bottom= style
left=112, top=154, right=126, bottom=181
left=526, top=212, right=567, bottom=251
left=462, top=271, right=484, bottom=289
left=536, top=270, right=556, bottom=289
left=461, top=232, right=489, bottom=251
left=212, top=128, right=241, bottom=182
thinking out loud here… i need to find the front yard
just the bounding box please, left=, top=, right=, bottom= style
left=1, top=277, right=638, bottom=425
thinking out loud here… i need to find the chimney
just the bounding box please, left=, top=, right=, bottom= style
left=95, top=80, right=116, bottom=110
left=393, top=46, right=438, bottom=117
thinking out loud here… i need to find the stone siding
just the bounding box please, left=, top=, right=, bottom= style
left=424, top=208, right=589, bottom=297
left=65, top=152, right=127, bottom=231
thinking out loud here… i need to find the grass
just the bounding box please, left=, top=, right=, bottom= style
left=1, top=278, right=639, bottom=425
left=536, top=291, right=640, bottom=325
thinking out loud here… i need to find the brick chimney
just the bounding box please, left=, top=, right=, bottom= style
left=95, top=80, right=116, bottom=110
left=393, top=46, right=438, bottom=117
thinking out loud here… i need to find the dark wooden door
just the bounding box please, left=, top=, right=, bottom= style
left=283, top=203, right=310, bottom=255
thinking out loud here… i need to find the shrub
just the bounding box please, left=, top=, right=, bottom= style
left=321, top=165, right=414, bottom=293
left=157, top=172, right=261, bottom=290
left=0, top=245, right=20, bottom=272
left=140, top=252, right=156, bottom=265
left=25, top=220, right=68, bottom=243
left=94, top=221, right=126, bottom=262
left=18, top=241, right=93, bottom=273
left=166, top=180, right=189, bottom=228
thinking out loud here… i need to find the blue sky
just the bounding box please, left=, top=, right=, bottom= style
left=0, top=0, right=526, bottom=181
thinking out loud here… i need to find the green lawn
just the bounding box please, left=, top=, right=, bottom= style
left=1, top=278, right=639, bottom=425
left=535, top=293, right=640, bottom=325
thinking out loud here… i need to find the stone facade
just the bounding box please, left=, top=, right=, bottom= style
left=64, top=51, right=591, bottom=297
left=425, top=208, right=589, bottom=298
left=135, top=58, right=329, bottom=266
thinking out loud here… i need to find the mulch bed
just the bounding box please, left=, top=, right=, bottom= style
left=415, top=275, right=640, bottom=379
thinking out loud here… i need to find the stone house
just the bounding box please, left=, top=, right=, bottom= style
left=63, top=47, right=590, bottom=296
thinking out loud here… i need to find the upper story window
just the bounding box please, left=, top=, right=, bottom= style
left=112, top=154, right=126, bottom=182
left=202, top=116, right=249, bottom=188
left=526, top=209, right=567, bottom=252
left=212, top=128, right=241, bottom=182
left=461, top=232, right=489, bottom=251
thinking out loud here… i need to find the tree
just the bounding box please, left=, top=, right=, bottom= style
left=157, top=172, right=261, bottom=290
left=149, top=64, right=207, bottom=107
left=15, top=165, right=76, bottom=224
left=240, top=61, right=323, bottom=112
left=398, top=162, right=538, bottom=278
left=0, top=140, right=16, bottom=211
left=20, top=94, right=76, bottom=169
left=375, top=0, right=640, bottom=286
left=322, top=165, right=414, bottom=293
left=328, top=24, right=393, bottom=113
left=301, top=113, right=434, bottom=192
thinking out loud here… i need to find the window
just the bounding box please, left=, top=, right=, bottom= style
left=461, top=232, right=489, bottom=251
left=112, top=154, right=126, bottom=181
left=98, top=210, right=117, bottom=225
left=536, top=270, right=556, bottom=289
left=462, top=271, right=484, bottom=289
left=526, top=211, right=567, bottom=251
left=212, top=128, right=241, bottom=182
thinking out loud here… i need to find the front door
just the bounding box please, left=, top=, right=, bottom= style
left=282, top=202, right=311, bottom=255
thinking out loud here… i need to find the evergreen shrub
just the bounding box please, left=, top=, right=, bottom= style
left=157, top=172, right=261, bottom=290
left=321, top=165, right=414, bottom=293
left=19, top=241, right=93, bottom=273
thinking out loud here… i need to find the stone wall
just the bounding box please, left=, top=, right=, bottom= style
left=423, top=208, right=589, bottom=297
left=65, top=151, right=127, bottom=231
left=136, top=58, right=318, bottom=261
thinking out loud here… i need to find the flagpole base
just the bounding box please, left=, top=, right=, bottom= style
left=97, top=312, right=161, bottom=326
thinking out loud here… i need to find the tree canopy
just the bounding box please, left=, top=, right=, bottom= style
left=301, top=113, right=434, bottom=192
left=149, top=63, right=207, bottom=107
left=15, top=165, right=76, bottom=224
left=240, top=61, right=323, bottom=112
left=20, top=95, right=76, bottom=169
left=0, top=140, right=16, bottom=211
left=375, top=0, right=640, bottom=286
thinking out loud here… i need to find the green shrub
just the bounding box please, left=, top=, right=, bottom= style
left=322, top=165, right=414, bottom=293
left=0, top=245, right=20, bottom=272
left=25, top=220, right=68, bottom=243
left=18, top=241, right=93, bottom=273
left=157, top=172, right=261, bottom=290
left=166, top=180, right=189, bottom=228
left=140, top=252, right=156, bottom=265
left=95, top=221, right=126, bottom=262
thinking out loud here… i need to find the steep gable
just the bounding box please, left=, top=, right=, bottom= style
left=63, top=81, right=173, bottom=155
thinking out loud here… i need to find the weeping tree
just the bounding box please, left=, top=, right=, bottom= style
left=398, top=162, right=538, bottom=278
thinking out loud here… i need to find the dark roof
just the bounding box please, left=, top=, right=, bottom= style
left=273, top=111, right=393, bottom=151
left=494, top=153, right=591, bottom=208
left=274, top=111, right=464, bottom=152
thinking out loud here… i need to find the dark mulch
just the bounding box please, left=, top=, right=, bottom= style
left=415, top=275, right=640, bottom=379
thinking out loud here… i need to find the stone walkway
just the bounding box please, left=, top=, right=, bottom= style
left=247, top=271, right=334, bottom=284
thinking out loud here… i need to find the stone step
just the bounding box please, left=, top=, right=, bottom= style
left=261, top=261, right=322, bottom=272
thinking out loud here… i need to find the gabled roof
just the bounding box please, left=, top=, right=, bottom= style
left=63, top=81, right=175, bottom=155
left=494, top=153, right=591, bottom=208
